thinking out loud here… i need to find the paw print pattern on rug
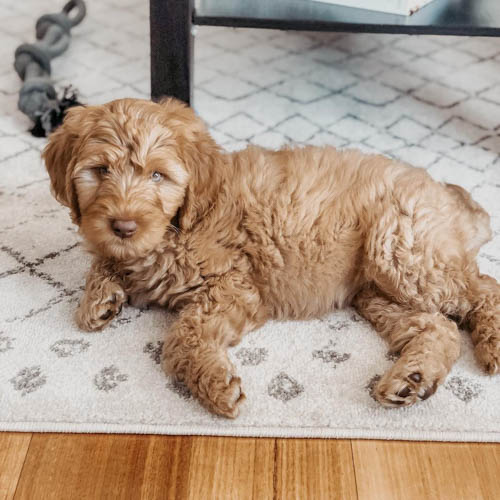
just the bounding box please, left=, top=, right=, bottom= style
left=350, top=312, right=365, bottom=323
left=94, top=365, right=128, bottom=392
left=108, top=307, right=149, bottom=329
left=0, top=334, right=14, bottom=353
left=235, top=347, right=268, bottom=366
left=312, top=340, right=351, bottom=366
left=50, top=338, right=91, bottom=358
left=366, top=374, right=382, bottom=401
left=10, top=366, right=46, bottom=396
left=166, top=379, right=192, bottom=400
left=268, top=372, right=304, bottom=402
left=143, top=341, right=164, bottom=365
left=328, top=320, right=350, bottom=332
left=445, top=376, right=482, bottom=403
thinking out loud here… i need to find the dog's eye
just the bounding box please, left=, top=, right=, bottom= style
left=96, top=166, right=109, bottom=176
left=151, top=171, right=163, bottom=182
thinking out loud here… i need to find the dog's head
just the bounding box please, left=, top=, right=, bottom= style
left=43, top=98, right=219, bottom=260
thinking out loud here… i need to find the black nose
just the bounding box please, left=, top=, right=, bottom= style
left=112, top=219, right=137, bottom=238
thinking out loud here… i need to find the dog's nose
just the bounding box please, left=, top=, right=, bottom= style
left=112, top=219, right=137, bottom=238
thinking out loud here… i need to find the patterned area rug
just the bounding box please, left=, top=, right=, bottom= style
left=1, top=0, right=499, bottom=441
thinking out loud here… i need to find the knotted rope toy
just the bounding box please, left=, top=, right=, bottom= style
left=14, top=0, right=87, bottom=137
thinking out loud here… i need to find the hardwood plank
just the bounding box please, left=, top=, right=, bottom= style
left=466, top=443, right=500, bottom=500
left=13, top=434, right=275, bottom=500
left=141, top=436, right=192, bottom=499
left=468, top=443, right=500, bottom=500
left=353, top=440, right=500, bottom=500
left=185, top=436, right=275, bottom=500
left=275, top=438, right=357, bottom=500
left=14, top=433, right=150, bottom=500
left=10, top=432, right=500, bottom=500
left=0, top=432, right=32, bottom=500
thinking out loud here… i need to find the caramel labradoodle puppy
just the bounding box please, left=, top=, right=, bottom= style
left=43, top=98, right=500, bottom=417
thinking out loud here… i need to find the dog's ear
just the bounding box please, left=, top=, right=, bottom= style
left=42, top=106, right=86, bottom=224
left=158, top=98, right=222, bottom=231
left=157, top=97, right=200, bottom=126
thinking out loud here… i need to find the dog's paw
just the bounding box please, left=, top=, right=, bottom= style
left=374, top=361, right=442, bottom=408
left=198, top=371, right=245, bottom=418
left=475, top=336, right=500, bottom=375
left=162, top=340, right=246, bottom=418
left=165, top=354, right=245, bottom=418
left=76, top=282, right=126, bottom=332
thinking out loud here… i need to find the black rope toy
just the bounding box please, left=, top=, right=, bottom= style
left=14, top=0, right=87, bottom=137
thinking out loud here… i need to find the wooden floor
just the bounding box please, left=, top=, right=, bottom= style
left=1, top=433, right=499, bottom=499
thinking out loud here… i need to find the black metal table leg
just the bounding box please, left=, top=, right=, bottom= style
left=150, top=0, right=193, bottom=105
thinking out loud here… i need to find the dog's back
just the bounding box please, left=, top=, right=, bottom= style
left=221, top=146, right=491, bottom=319
left=445, top=183, right=492, bottom=254
left=225, top=146, right=401, bottom=318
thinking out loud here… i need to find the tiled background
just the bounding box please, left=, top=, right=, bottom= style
left=0, top=0, right=499, bottom=438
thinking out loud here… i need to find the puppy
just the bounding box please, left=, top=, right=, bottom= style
left=43, top=98, right=500, bottom=417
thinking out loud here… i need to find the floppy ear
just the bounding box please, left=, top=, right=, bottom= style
left=158, top=98, right=223, bottom=231
left=42, top=106, right=86, bottom=224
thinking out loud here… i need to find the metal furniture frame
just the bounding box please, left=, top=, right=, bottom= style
left=150, top=0, right=500, bottom=105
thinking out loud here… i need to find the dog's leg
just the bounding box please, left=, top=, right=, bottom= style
left=465, top=273, right=500, bottom=374
left=162, top=276, right=264, bottom=418
left=354, top=285, right=461, bottom=407
left=76, top=258, right=127, bottom=331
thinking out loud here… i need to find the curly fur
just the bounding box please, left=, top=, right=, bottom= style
left=43, top=98, right=500, bottom=417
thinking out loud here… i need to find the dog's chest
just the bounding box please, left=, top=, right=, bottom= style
left=120, top=247, right=204, bottom=308
left=118, top=223, right=250, bottom=309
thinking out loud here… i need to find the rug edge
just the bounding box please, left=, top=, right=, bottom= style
left=1, top=421, right=499, bottom=442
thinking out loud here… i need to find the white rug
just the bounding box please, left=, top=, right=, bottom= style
left=1, top=0, right=499, bottom=441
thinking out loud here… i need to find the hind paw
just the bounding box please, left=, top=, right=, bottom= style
left=375, top=357, right=446, bottom=408
left=475, top=336, right=500, bottom=375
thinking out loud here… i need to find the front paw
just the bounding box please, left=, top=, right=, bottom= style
left=164, top=352, right=245, bottom=418
left=197, top=369, right=245, bottom=418
left=76, top=282, right=126, bottom=332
